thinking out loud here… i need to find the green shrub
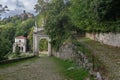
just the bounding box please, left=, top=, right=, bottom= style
left=15, top=45, right=20, bottom=56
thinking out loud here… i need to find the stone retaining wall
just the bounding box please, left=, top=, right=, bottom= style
left=52, top=42, right=103, bottom=80
left=52, top=43, right=76, bottom=61
left=86, top=32, right=120, bottom=47
left=0, top=56, right=35, bottom=65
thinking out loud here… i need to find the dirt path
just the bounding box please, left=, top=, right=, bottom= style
left=0, top=56, right=65, bottom=80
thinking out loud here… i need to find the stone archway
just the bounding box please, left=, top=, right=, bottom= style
left=33, top=26, right=51, bottom=56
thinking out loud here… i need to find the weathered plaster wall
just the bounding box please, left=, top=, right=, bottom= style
left=52, top=43, right=76, bottom=60
left=86, top=32, right=120, bottom=47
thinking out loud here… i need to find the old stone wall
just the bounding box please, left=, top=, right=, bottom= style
left=52, top=42, right=104, bottom=80
left=86, top=32, right=120, bottom=47
left=52, top=43, right=76, bottom=61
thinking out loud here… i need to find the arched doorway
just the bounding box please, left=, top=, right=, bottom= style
left=38, top=38, right=51, bottom=56
left=39, top=39, right=48, bottom=55
left=33, top=27, right=51, bottom=56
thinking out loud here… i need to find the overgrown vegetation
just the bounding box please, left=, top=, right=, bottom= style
left=15, top=45, right=20, bottom=56
left=73, top=39, right=107, bottom=72
left=0, top=16, right=34, bottom=60
left=39, top=39, right=48, bottom=51
left=52, top=57, right=90, bottom=80
left=36, top=0, right=73, bottom=51
left=35, top=0, right=120, bottom=51
left=0, top=0, right=119, bottom=79
left=70, top=0, right=120, bottom=32
left=35, top=1, right=120, bottom=78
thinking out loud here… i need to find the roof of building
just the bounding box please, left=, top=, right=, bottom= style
left=15, top=36, right=26, bottom=39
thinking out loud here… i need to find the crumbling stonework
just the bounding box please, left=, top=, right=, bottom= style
left=52, top=42, right=103, bottom=80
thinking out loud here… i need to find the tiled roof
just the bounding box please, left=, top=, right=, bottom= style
left=15, top=36, right=26, bottom=39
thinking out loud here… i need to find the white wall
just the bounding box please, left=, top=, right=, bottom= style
left=86, top=32, right=120, bottom=47
left=15, top=39, right=26, bottom=43
left=14, top=38, right=27, bottom=53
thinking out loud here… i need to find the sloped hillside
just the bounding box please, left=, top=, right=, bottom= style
left=78, top=38, right=120, bottom=79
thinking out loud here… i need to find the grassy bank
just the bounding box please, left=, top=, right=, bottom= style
left=78, top=37, right=120, bottom=79
left=52, top=57, right=90, bottom=80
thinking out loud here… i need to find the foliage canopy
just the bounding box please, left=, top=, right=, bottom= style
left=36, top=0, right=120, bottom=50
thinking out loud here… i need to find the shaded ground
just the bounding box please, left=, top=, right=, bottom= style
left=79, top=38, right=120, bottom=79
left=0, top=56, right=65, bottom=80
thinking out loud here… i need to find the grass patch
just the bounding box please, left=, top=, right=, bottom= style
left=52, top=57, right=89, bottom=80
left=76, top=38, right=106, bottom=69
left=0, top=57, right=39, bottom=69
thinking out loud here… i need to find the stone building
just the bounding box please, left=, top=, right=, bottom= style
left=13, top=36, right=27, bottom=53
left=20, top=10, right=34, bottom=20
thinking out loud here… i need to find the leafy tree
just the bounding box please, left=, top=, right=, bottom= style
left=15, top=19, right=34, bottom=37
left=37, top=0, right=72, bottom=50
left=0, top=17, right=34, bottom=60
left=0, top=37, right=11, bottom=60
left=69, top=0, right=120, bottom=32
left=0, top=24, right=15, bottom=57
left=35, top=0, right=120, bottom=52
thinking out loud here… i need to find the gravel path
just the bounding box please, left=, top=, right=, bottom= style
left=0, top=56, right=65, bottom=80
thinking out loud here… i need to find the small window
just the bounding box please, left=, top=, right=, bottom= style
left=19, top=40, right=21, bottom=42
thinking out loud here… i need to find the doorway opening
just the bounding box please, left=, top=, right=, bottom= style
left=39, top=39, right=48, bottom=56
